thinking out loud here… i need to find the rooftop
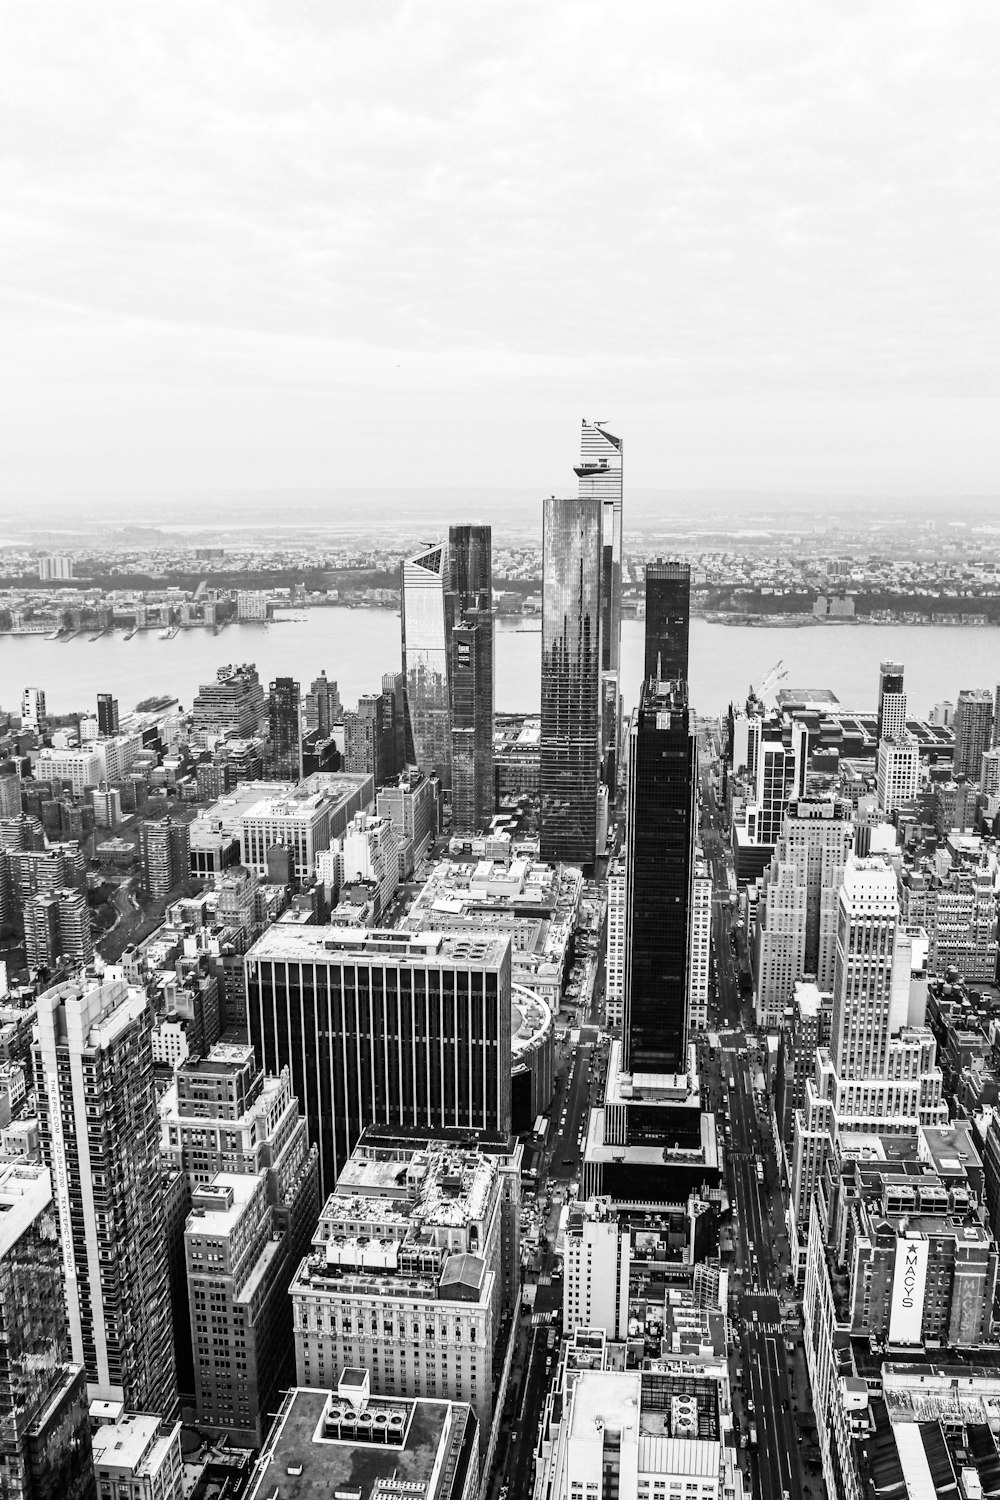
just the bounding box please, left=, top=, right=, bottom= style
left=248, top=1386, right=476, bottom=1500
left=0, top=1163, right=52, bottom=1259
left=247, top=924, right=511, bottom=969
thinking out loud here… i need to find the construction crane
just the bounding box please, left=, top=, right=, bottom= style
left=754, top=660, right=788, bottom=701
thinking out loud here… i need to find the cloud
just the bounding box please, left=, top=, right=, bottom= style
left=0, top=0, right=998, bottom=493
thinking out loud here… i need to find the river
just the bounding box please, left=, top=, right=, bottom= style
left=1, top=613, right=997, bottom=720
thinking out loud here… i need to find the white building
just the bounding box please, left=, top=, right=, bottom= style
left=35, top=747, right=103, bottom=796
left=91, top=1412, right=184, bottom=1500
left=563, top=1199, right=630, bottom=1338
left=876, top=735, right=920, bottom=814
left=236, top=590, right=268, bottom=621
left=688, top=857, right=712, bottom=1034
left=333, top=810, right=399, bottom=921
left=605, top=860, right=626, bottom=1030
left=20, top=687, right=47, bottom=733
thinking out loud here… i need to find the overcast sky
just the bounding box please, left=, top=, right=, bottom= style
left=2, top=2, right=998, bottom=502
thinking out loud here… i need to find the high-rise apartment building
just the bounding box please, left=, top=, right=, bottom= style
left=876, top=733, right=920, bottom=813
left=246, top=925, right=512, bottom=1195
left=539, top=497, right=602, bottom=865
left=376, top=768, right=438, bottom=869
left=266, top=677, right=301, bottom=781
left=20, top=689, right=46, bottom=735
left=303, top=671, right=342, bottom=738
left=96, top=692, right=119, bottom=737
left=0, top=1162, right=94, bottom=1500
left=34, top=976, right=176, bottom=1411
left=623, top=680, right=696, bottom=1075
left=877, top=661, right=906, bottom=742
left=192, top=663, right=265, bottom=739
left=329, top=811, right=399, bottom=921
left=141, top=817, right=190, bottom=899
left=562, top=1198, right=631, bottom=1339
left=688, top=856, right=712, bottom=1035
left=23, top=887, right=93, bottom=972
left=0, top=763, right=21, bottom=819
left=574, top=420, right=622, bottom=787
left=644, top=560, right=691, bottom=684
left=343, top=693, right=388, bottom=785
left=953, top=687, right=994, bottom=781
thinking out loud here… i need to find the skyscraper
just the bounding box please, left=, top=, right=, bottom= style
left=381, top=669, right=407, bottom=779
left=34, top=975, right=176, bottom=1411
left=623, top=678, right=697, bottom=1074
left=876, top=661, right=906, bottom=742
left=246, top=925, right=512, bottom=1195
left=96, top=692, right=119, bottom=737
left=303, top=671, right=342, bottom=738
left=343, top=692, right=388, bottom=785
left=953, top=687, right=994, bottom=781
left=141, top=816, right=190, bottom=899
left=539, top=497, right=602, bottom=866
left=20, top=688, right=46, bottom=736
left=401, top=541, right=452, bottom=786
left=574, top=420, right=623, bottom=785
left=267, top=676, right=302, bottom=781
left=644, top=560, right=691, bottom=684
left=448, top=525, right=494, bottom=831
left=400, top=528, right=494, bottom=830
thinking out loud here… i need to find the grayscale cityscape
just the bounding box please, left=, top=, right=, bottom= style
left=1, top=9, right=998, bottom=1500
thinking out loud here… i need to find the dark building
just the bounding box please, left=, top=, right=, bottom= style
left=623, top=679, right=696, bottom=1074
left=303, top=671, right=342, bottom=739
left=644, top=560, right=691, bottom=685
left=246, top=926, right=512, bottom=1196
left=267, top=677, right=301, bottom=781
left=96, top=692, right=119, bottom=737
left=381, top=670, right=407, bottom=780
left=539, top=497, right=602, bottom=866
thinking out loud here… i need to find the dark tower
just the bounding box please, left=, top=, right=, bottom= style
left=448, top=525, right=494, bottom=832
left=96, top=692, right=119, bottom=737
left=644, top=561, right=691, bottom=685
left=623, top=564, right=696, bottom=1074
left=267, top=677, right=301, bottom=781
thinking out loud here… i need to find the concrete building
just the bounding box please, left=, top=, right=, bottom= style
left=954, top=686, right=994, bottom=781
left=877, top=733, right=921, bottom=813
left=247, top=925, right=512, bottom=1195
left=34, top=976, right=175, bottom=1412
left=605, top=859, right=626, bottom=1031
left=331, top=810, right=399, bottom=923
left=34, top=747, right=102, bottom=797
left=20, top=688, right=46, bottom=735
left=877, top=660, right=907, bottom=742
left=91, top=1413, right=183, bottom=1500
left=247, top=1380, right=479, bottom=1500
left=562, top=1197, right=630, bottom=1339
left=291, top=1138, right=505, bottom=1467
left=141, top=818, right=190, bottom=900
left=343, top=692, right=389, bottom=785
left=688, top=856, right=712, bottom=1035
left=377, top=767, right=438, bottom=870
left=23, top=886, right=93, bottom=971
left=191, top=663, right=265, bottom=738
left=238, top=773, right=374, bottom=884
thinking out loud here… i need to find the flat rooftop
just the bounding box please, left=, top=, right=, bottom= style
left=0, top=1163, right=52, bottom=1258
left=246, top=924, right=511, bottom=969
left=91, top=1413, right=159, bottom=1473
left=248, top=1386, right=475, bottom=1500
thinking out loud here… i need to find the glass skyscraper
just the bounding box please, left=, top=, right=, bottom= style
left=267, top=676, right=302, bottom=781
left=401, top=527, right=494, bottom=828
left=539, top=496, right=603, bottom=865
left=623, top=565, right=697, bottom=1075
left=574, top=420, right=623, bottom=785
left=644, top=560, right=691, bottom=684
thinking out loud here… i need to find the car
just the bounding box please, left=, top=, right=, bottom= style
left=562, top=1157, right=573, bottom=1165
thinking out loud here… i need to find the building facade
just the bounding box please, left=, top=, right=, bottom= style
left=573, top=420, right=623, bottom=788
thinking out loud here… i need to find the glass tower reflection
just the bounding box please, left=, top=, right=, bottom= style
left=644, top=560, right=691, bottom=684
left=448, top=525, right=495, bottom=832
left=401, top=542, right=453, bottom=788
left=539, top=496, right=602, bottom=865
left=574, top=420, right=623, bottom=786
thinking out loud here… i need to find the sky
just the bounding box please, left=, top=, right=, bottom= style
left=2, top=2, right=998, bottom=504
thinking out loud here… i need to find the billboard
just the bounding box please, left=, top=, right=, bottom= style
left=889, top=1236, right=928, bottom=1343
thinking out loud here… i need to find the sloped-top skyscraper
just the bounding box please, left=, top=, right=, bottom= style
left=574, top=420, right=623, bottom=786
left=539, top=496, right=603, bottom=866
left=400, top=527, right=494, bottom=830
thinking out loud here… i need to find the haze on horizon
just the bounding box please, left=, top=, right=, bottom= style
left=2, top=2, right=998, bottom=507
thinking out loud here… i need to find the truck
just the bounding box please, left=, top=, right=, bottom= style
left=750, top=1425, right=758, bottom=1448
left=756, top=1161, right=765, bottom=1185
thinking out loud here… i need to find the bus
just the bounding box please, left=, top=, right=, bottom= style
left=756, top=1162, right=764, bottom=1185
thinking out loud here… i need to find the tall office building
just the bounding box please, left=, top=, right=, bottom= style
left=34, top=976, right=176, bottom=1411
left=876, top=733, right=920, bottom=812
left=876, top=661, right=906, bottom=742
left=381, top=669, right=407, bottom=780
left=644, top=560, right=691, bottom=684
left=0, top=762, right=22, bottom=819
left=267, top=676, right=302, bottom=781
left=539, top=497, right=602, bottom=865
left=96, top=692, right=119, bottom=737
left=953, top=687, right=994, bottom=781
left=448, top=525, right=494, bottom=832
left=246, top=925, right=512, bottom=1195
left=401, top=542, right=452, bottom=786
left=19, top=688, right=46, bottom=736
left=343, top=693, right=388, bottom=785
left=623, top=678, right=696, bottom=1074
left=574, top=420, right=623, bottom=786
left=831, top=857, right=903, bottom=1079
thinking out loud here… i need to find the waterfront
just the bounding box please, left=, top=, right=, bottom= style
left=2, top=612, right=998, bottom=719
